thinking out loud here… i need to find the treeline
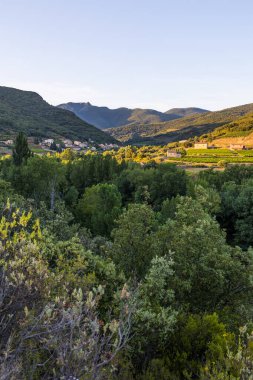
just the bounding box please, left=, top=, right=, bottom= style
left=1, top=138, right=253, bottom=379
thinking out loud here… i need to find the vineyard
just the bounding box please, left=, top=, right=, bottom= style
left=167, top=148, right=253, bottom=164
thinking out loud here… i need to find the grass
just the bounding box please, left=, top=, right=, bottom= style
left=186, top=148, right=236, bottom=156
left=31, top=147, right=46, bottom=153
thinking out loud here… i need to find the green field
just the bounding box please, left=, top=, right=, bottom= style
left=31, top=147, right=46, bottom=153
left=167, top=148, right=253, bottom=164
left=186, top=148, right=236, bottom=156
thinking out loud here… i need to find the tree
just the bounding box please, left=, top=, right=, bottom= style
left=12, top=132, right=32, bottom=166
left=0, top=205, right=134, bottom=379
left=76, top=183, right=122, bottom=236
left=135, top=255, right=177, bottom=339
left=193, top=184, right=221, bottom=215
left=149, top=164, right=187, bottom=209
left=220, top=178, right=253, bottom=247
left=155, top=197, right=253, bottom=316
left=17, top=156, right=66, bottom=209
left=200, top=326, right=253, bottom=380
left=21, top=286, right=134, bottom=380
left=111, top=203, right=158, bottom=280
left=0, top=179, right=25, bottom=210
left=70, top=155, right=121, bottom=195
left=37, top=200, right=79, bottom=241
left=230, top=178, right=253, bottom=248
left=141, top=314, right=235, bottom=380
left=50, top=141, right=57, bottom=151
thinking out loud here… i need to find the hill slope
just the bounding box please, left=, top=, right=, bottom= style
left=0, top=87, right=116, bottom=143
left=207, top=112, right=253, bottom=140
left=198, top=112, right=253, bottom=148
left=58, top=102, right=208, bottom=130
left=165, top=107, right=209, bottom=117
left=107, top=103, right=253, bottom=144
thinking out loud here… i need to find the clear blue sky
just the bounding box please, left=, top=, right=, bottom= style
left=1, top=0, right=253, bottom=111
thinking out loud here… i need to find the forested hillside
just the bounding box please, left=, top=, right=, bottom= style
left=108, top=103, right=253, bottom=144
left=1, top=134, right=253, bottom=378
left=0, top=86, right=117, bottom=143
left=58, top=101, right=208, bottom=130
left=204, top=112, right=253, bottom=140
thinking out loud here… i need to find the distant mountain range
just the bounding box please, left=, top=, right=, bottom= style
left=58, top=101, right=253, bottom=145
left=58, top=102, right=209, bottom=130
left=0, top=87, right=116, bottom=143
left=106, top=103, right=253, bottom=145
left=1, top=86, right=253, bottom=147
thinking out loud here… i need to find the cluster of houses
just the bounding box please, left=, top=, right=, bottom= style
left=41, top=139, right=89, bottom=151
left=98, top=143, right=119, bottom=150
left=0, top=137, right=119, bottom=156
left=0, top=139, right=14, bottom=146
left=41, top=138, right=119, bottom=152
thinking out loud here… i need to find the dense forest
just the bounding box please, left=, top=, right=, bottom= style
left=2, top=134, right=253, bottom=379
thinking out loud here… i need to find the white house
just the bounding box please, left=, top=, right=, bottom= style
left=63, top=139, right=73, bottom=146
left=79, top=142, right=88, bottom=148
left=230, top=144, right=246, bottom=150
left=44, top=139, right=54, bottom=146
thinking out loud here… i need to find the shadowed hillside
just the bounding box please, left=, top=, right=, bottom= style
left=58, top=102, right=208, bottom=130
left=0, top=87, right=117, bottom=143
left=107, top=103, right=253, bottom=144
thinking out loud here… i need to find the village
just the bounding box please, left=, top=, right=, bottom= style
left=40, top=138, right=119, bottom=152
left=0, top=137, right=119, bottom=155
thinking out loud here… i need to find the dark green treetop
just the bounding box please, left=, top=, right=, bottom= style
left=12, top=132, right=32, bottom=165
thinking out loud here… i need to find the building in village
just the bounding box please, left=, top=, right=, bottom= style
left=194, top=143, right=208, bottom=149
left=43, top=139, right=54, bottom=146
left=62, top=139, right=73, bottom=147
left=229, top=144, right=246, bottom=150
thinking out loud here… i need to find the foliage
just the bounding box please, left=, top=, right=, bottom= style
left=76, top=183, right=122, bottom=236
left=0, top=206, right=133, bottom=379
left=1, top=151, right=253, bottom=378
left=155, top=197, right=253, bottom=317
left=110, top=204, right=159, bottom=280
left=12, top=131, right=32, bottom=165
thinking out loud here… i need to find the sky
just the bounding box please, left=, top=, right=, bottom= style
left=1, top=0, right=253, bottom=111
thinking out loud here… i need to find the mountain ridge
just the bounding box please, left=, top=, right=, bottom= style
left=58, top=102, right=209, bottom=130
left=107, top=102, right=253, bottom=144
left=0, top=86, right=116, bottom=143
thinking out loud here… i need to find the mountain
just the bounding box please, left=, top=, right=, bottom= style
left=165, top=107, right=209, bottom=117
left=0, top=87, right=116, bottom=143
left=58, top=102, right=208, bottom=130
left=107, top=103, right=253, bottom=145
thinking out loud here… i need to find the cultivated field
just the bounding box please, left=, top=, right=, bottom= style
left=167, top=148, right=253, bottom=165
